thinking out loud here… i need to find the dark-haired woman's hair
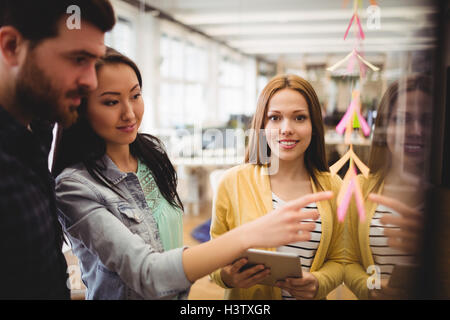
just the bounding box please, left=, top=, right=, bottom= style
left=52, top=47, right=183, bottom=211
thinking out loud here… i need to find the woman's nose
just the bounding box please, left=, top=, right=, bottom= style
left=121, top=102, right=135, bottom=121
left=280, top=119, right=293, bottom=135
left=410, top=118, right=424, bottom=136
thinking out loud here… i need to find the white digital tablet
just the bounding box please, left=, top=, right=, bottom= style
left=237, top=248, right=303, bottom=286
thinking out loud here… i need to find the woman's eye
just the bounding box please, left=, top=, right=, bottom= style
left=268, top=115, right=279, bottom=121
left=103, top=100, right=118, bottom=107
left=296, top=115, right=307, bottom=121
left=132, top=93, right=141, bottom=100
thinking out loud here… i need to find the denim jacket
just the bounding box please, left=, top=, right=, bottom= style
left=55, top=155, right=191, bottom=300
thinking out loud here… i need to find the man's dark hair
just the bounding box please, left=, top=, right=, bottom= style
left=0, top=0, right=116, bottom=46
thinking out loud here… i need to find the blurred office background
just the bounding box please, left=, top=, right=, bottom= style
left=102, top=0, right=438, bottom=211
left=62, top=0, right=449, bottom=299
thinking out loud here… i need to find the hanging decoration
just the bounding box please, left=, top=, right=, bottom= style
left=335, top=90, right=371, bottom=144
left=326, top=49, right=380, bottom=74
left=329, top=0, right=380, bottom=222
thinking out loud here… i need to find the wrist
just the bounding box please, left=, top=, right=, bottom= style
left=229, top=223, right=253, bottom=252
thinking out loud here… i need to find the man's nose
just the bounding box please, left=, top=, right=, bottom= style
left=78, top=65, right=98, bottom=91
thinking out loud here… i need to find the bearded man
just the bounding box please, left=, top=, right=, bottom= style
left=0, top=0, right=115, bottom=299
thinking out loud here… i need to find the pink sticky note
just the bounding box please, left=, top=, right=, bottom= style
left=337, top=179, right=355, bottom=222
left=336, top=99, right=356, bottom=134
left=353, top=175, right=366, bottom=221
left=347, top=52, right=357, bottom=73
left=359, top=60, right=367, bottom=78
left=355, top=15, right=365, bottom=40
left=344, top=14, right=355, bottom=40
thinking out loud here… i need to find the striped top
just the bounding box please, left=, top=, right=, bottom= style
left=272, top=193, right=321, bottom=300
left=369, top=204, right=415, bottom=280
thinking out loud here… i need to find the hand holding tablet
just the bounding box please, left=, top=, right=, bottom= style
left=219, top=191, right=330, bottom=290
left=235, top=249, right=303, bottom=287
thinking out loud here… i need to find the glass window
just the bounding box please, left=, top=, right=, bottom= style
left=218, top=56, right=245, bottom=122
left=159, top=33, right=208, bottom=128
left=105, top=16, right=135, bottom=60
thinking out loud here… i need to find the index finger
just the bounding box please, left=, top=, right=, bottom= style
left=283, top=191, right=334, bottom=211
left=368, top=193, right=421, bottom=218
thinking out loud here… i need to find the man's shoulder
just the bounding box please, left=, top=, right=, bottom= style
left=0, top=145, right=29, bottom=179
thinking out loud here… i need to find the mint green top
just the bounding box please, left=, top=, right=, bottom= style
left=137, top=159, right=183, bottom=251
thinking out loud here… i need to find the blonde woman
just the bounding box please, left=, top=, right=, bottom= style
left=210, top=74, right=344, bottom=300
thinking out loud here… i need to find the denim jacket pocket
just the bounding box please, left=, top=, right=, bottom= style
left=116, top=203, right=155, bottom=245
left=117, top=203, right=143, bottom=223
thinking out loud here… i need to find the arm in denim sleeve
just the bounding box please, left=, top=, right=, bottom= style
left=55, top=176, right=192, bottom=299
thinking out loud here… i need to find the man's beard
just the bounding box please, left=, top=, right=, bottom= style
left=14, top=53, right=89, bottom=128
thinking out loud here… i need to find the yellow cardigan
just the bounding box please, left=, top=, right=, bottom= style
left=343, top=174, right=384, bottom=300
left=210, top=163, right=345, bottom=300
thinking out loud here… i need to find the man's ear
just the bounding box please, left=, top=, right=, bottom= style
left=0, top=26, right=28, bottom=67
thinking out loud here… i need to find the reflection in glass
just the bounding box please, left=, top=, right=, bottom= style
left=345, top=74, right=432, bottom=299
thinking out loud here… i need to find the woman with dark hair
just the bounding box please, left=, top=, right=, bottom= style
left=210, top=74, right=344, bottom=300
left=344, top=74, right=432, bottom=299
left=53, top=48, right=332, bottom=300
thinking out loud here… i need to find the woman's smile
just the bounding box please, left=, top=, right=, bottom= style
left=278, top=139, right=300, bottom=149
left=117, top=123, right=137, bottom=133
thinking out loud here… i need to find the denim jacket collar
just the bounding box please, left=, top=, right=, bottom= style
left=97, top=154, right=130, bottom=185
